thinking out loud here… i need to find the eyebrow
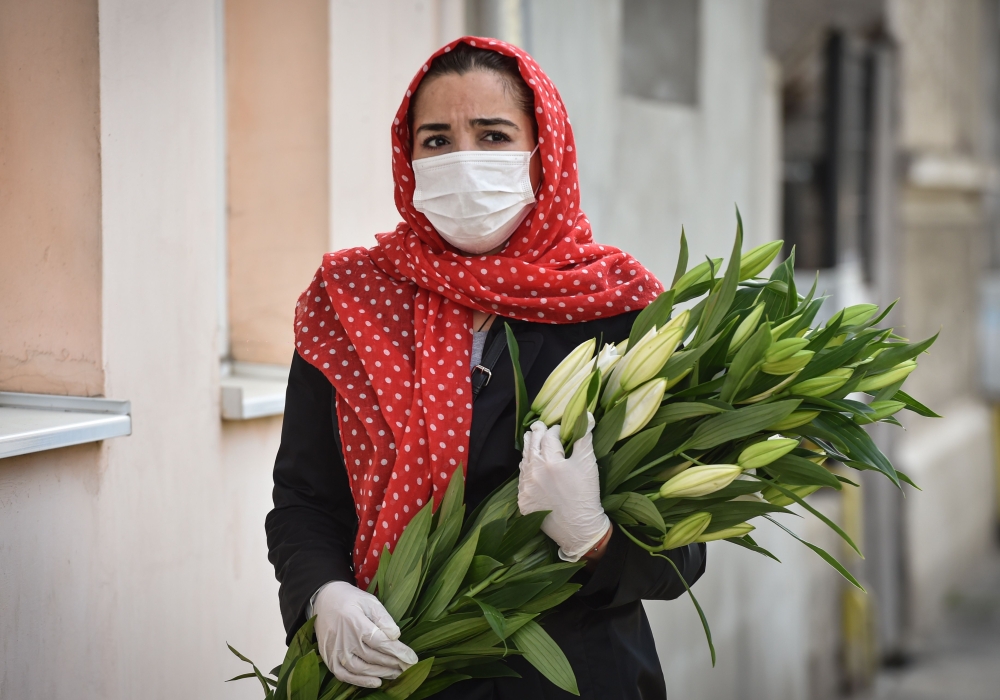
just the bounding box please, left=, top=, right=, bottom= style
left=414, top=117, right=520, bottom=134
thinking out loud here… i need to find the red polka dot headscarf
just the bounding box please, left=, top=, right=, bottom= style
left=294, top=37, right=661, bottom=586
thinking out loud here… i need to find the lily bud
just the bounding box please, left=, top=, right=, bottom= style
left=841, top=303, right=878, bottom=327
left=620, top=325, right=685, bottom=393
left=560, top=370, right=600, bottom=442
left=658, top=464, right=743, bottom=499
left=661, top=512, right=712, bottom=550
left=739, top=241, right=784, bottom=280
left=696, top=523, right=755, bottom=542
left=789, top=368, right=853, bottom=397
left=595, top=342, right=623, bottom=379
left=737, top=437, right=799, bottom=470
left=826, top=333, right=847, bottom=348
left=603, top=319, right=686, bottom=406
left=868, top=400, right=906, bottom=421
left=765, top=337, right=810, bottom=363
left=673, top=258, right=723, bottom=294
left=767, top=410, right=820, bottom=430
left=532, top=338, right=596, bottom=414
left=762, top=484, right=820, bottom=507
left=538, top=357, right=597, bottom=425
left=771, top=315, right=802, bottom=341
left=762, top=349, right=814, bottom=376
left=728, top=303, right=765, bottom=355
left=855, top=360, right=917, bottom=392
left=618, top=378, right=668, bottom=440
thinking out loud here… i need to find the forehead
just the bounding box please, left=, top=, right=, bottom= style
left=411, top=71, right=520, bottom=120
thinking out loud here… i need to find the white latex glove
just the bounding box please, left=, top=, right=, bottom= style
left=313, top=580, right=419, bottom=688
left=517, top=415, right=611, bottom=562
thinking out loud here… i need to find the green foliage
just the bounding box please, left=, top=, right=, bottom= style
left=228, top=213, right=938, bottom=699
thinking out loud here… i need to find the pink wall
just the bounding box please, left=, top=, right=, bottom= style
left=0, top=0, right=104, bottom=396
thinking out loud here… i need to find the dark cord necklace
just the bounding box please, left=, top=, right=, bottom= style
left=475, top=314, right=495, bottom=333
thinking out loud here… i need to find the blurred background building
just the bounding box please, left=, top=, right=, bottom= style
left=2, top=1, right=998, bottom=698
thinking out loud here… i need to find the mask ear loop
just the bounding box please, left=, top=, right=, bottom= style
left=529, top=144, right=542, bottom=196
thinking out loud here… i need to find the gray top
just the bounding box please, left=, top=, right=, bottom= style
left=470, top=330, right=488, bottom=369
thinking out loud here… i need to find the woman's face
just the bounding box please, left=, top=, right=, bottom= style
left=411, top=70, right=542, bottom=191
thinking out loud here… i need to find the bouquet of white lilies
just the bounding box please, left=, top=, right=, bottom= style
left=230, top=212, right=937, bottom=700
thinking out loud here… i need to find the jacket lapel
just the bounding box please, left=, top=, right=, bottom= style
left=468, top=326, right=543, bottom=470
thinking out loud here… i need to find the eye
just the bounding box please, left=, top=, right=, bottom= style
left=483, top=130, right=513, bottom=144
left=421, top=135, right=449, bottom=149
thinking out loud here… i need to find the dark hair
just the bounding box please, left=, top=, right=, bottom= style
left=410, top=43, right=536, bottom=133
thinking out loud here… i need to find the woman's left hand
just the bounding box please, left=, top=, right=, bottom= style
left=517, top=415, right=612, bottom=562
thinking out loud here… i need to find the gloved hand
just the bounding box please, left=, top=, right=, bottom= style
left=313, top=580, right=419, bottom=688
left=517, top=415, right=611, bottom=562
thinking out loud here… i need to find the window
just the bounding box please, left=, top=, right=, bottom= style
left=621, top=0, right=700, bottom=105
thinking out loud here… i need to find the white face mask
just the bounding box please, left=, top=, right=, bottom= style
left=411, top=149, right=537, bottom=255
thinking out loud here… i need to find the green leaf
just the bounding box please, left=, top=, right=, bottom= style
left=472, top=598, right=507, bottom=640
left=464, top=555, right=503, bottom=585
left=605, top=423, right=666, bottom=493
left=287, top=651, right=320, bottom=700
left=225, top=672, right=258, bottom=682
left=426, top=502, right=465, bottom=579
left=692, top=500, right=791, bottom=529
left=793, top=329, right=882, bottom=384
left=496, top=511, right=550, bottom=564
left=512, top=621, right=580, bottom=695
left=651, top=401, right=728, bottom=426
left=764, top=515, right=865, bottom=591
left=382, top=657, right=435, bottom=700
left=618, top=492, right=666, bottom=532
left=407, top=673, right=472, bottom=700
left=459, top=661, right=522, bottom=679
left=462, top=479, right=517, bottom=538
left=809, top=412, right=899, bottom=487
left=370, top=543, right=391, bottom=595
left=279, top=616, right=316, bottom=682
left=682, top=400, right=801, bottom=451
left=505, top=323, right=530, bottom=450
left=480, top=582, right=550, bottom=611
left=890, top=389, right=941, bottom=418
left=693, top=212, right=743, bottom=345
left=628, top=289, right=677, bottom=352
left=805, top=310, right=844, bottom=353
left=593, top=400, right=627, bottom=459
left=675, top=279, right=716, bottom=304
left=407, top=616, right=492, bottom=653
left=751, top=478, right=862, bottom=557
left=725, top=534, right=782, bottom=562
left=417, top=527, right=480, bottom=622
left=672, top=228, right=689, bottom=287
left=720, top=321, right=772, bottom=403
left=520, top=583, right=582, bottom=614
left=474, top=518, right=508, bottom=560
left=762, top=454, right=842, bottom=490
left=652, top=550, right=715, bottom=666
left=383, top=504, right=434, bottom=621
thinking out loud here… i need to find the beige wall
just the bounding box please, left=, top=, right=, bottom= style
left=226, top=0, right=331, bottom=365
left=329, top=0, right=466, bottom=251
left=0, top=0, right=104, bottom=395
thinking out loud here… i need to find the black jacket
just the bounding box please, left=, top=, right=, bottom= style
left=266, top=311, right=707, bottom=700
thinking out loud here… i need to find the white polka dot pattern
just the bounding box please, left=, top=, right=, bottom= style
left=294, top=36, right=662, bottom=586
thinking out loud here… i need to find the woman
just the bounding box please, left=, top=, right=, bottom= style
left=266, top=37, right=706, bottom=699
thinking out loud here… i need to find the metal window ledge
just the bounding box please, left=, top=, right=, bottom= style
left=220, top=362, right=288, bottom=420
left=0, top=392, right=132, bottom=459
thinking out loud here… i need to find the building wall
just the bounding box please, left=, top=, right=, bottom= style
left=888, top=0, right=998, bottom=646
left=0, top=0, right=104, bottom=396
left=226, top=0, right=331, bottom=366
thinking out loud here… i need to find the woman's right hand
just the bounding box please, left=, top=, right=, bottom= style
left=313, top=581, right=419, bottom=688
